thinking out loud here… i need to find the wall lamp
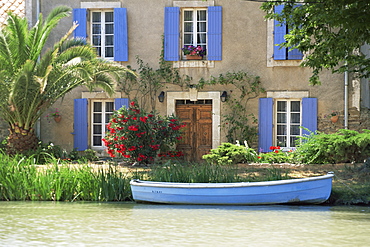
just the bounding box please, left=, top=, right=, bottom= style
left=220, top=91, right=228, bottom=102
left=158, top=91, right=165, bottom=103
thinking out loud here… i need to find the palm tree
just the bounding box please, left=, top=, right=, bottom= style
left=0, top=6, right=131, bottom=154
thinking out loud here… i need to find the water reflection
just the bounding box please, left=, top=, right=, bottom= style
left=0, top=202, right=369, bottom=246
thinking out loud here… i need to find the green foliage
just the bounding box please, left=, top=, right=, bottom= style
left=261, top=1, right=370, bottom=85
left=198, top=71, right=264, bottom=144
left=257, top=146, right=294, bottom=164
left=202, top=142, right=258, bottom=165
left=0, top=152, right=133, bottom=201
left=293, top=129, right=370, bottom=164
left=103, top=100, right=186, bottom=164
left=149, top=162, right=243, bottom=183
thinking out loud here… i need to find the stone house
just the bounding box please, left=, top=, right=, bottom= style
left=1, top=0, right=369, bottom=161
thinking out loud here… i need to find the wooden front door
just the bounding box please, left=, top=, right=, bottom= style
left=176, top=101, right=212, bottom=162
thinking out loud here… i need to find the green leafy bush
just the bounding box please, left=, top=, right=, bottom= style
left=103, top=100, right=186, bottom=164
left=257, top=146, right=294, bottom=163
left=293, top=129, right=370, bottom=164
left=202, top=142, right=258, bottom=165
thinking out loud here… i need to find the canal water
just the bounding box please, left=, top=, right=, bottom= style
left=0, top=202, right=369, bottom=246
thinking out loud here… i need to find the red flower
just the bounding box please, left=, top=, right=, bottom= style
left=130, top=101, right=135, bottom=107
left=128, top=125, right=139, bottom=131
left=274, top=150, right=279, bottom=153
left=140, top=116, right=148, bottom=123
left=170, top=119, right=177, bottom=122
left=257, top=156, right=262, bottom=159
left=128, top=146, right=137, bottom=151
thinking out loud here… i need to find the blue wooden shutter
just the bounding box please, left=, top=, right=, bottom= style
left=164, top=7, right=180, bottom=61
left=258, top=98, right=273, bottom=152
left=288, top=46, right=303, bottom=60
left=301, top=98, right=317, bottom=136
left=73, top=8, right=87, bottom=40
left=207, top=6, right=222, bottom=61
left=73, top=99, right=88, bottom=151
left=114, top=98, right=129, bottom=110
left=114, top=8, right=128, bottom=61
left=273, top=5, right=286, bottom=60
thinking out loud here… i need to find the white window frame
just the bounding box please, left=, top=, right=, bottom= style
left=275, top=99, right=302, bottom=149
left=181, top=8, right=207, bottom=59
left=90, top=10, right=114, bottom=59
left=91, top=99, right=114, bottom=148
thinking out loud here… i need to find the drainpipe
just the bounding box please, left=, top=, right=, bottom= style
left=344, top=63, right=349, bottom=129
left=36, top=0, right=41, bottom=138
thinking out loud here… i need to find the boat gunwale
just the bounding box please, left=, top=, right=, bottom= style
left=130, top=173, right=334, bottom=189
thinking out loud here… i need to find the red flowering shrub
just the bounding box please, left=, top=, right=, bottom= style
left=102, top=100, right=186, bottom=164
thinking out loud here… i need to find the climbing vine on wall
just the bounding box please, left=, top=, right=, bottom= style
left=198, top=71, right=265, bottom=145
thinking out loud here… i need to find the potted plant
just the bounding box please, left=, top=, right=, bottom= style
left=182, top=45, right=206, bottom=60
left=47, top=108, right=61, bottom=123
left=326, top=111, right=339, bottom=123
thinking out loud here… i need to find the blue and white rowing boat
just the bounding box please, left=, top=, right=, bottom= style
left=130, top=172, right=334, bottom=205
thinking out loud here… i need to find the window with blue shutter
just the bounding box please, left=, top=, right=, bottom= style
left=164, top=7, right=180, bottom=61
left=208, top=6, right=222, bottom=61
left=73, top=8, right=128, bottom=61
left=301, top=98, right=318, bottom=136
left=114, top=8, right=128, bottom=61
left=258, top=98, right=273, bottom=152
left=164, top=6, right=222, bottom=61
left=73, top=8, right=87, bottom=40
left=114, top=98, right=129, bottom=110
left=273, top=5, right=303, bottom=60
left=73, top=98, right=88, bottom=151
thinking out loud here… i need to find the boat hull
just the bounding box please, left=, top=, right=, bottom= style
left=130, top=173, right=334, bottom=205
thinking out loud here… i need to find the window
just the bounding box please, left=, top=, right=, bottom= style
left=164, top=6, right=222, bottom=61
left=258, top=96, right=317, bottom=152
left=91, top=11, right=114, bottom=58
left=273, top=5, right=303, bottom=60
left=73, top=98, right=129, bottom=151
left=182, top=8, right=207, bottom=58
left=73, top=7, right=128, bottom=61
left=276, top=100, right=301, bottom=148
left=91, top=100, right=114, bottom=147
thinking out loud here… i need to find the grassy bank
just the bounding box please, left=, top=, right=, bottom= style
left=0, top=153, right=369, bottom=205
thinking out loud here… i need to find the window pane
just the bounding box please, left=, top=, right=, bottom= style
left=277, top=101, right=286, bottom=112
left=184, top=11, right=193, bottom=21
left=92, top=12, right=101, bottom=22
left=105, top=24, right=114, bottom=34
left=184, top=23, right=193, bottom=32
left=291, top=101, right=300, bottom=112
left=291, top=113, right=300, bottom=123
left=93, top=113, right=102, bottom=123
left=95, top=47, right=101, bottom=56
left=93, top=125, right=102, bottom=134
left=92, top=24, right=101, bottom=34
left=93, top=102, right=102, bottom=112
left=277, top=113, right=286, bottom=123
left=105, top=35, right=114, bottom=46
left=290, top=125, right=300, bottom=135
left=93, top=36, right=101, bottom=46
left=198, top=22, right=206, bottom=32
left=277, top=136, right=286, bottom=147
left=277, top=125, right=287, bottom=135
left=197, top=33, right=207, bottom=44
left=106, top=102, right=114, bottom=112
left=93, top=136, right=102, bottom=146
left=290, top=136, right=298, bottom=147
left=105, top=12, right=113, bottom=22
left=105, top=113, right=113, bottom=123
left=105, top=47, right=114, bottom=57
left=197, top=10, right=206, bottom=21
left=184, top=34, right=193, bottom=44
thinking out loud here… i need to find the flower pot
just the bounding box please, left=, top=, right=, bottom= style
left=330, top=115, right=338, bottom=123
left=54, top=116, right=61, bottom=123
left=186, top=55, right=203, bottom=60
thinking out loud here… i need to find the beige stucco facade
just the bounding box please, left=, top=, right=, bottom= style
left=2, top=0, right=368, bottom=155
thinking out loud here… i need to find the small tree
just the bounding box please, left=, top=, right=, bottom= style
left=103, top=100, right=186, bottom=164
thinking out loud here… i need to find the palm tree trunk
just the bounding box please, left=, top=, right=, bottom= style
left=7, top=124, right=39, bottom=155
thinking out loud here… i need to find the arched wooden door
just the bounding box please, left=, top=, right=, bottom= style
left=176, top=100, right=212, bottom=162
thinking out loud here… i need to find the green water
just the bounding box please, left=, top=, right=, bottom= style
left=0, top=202, right=369, bottom=246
